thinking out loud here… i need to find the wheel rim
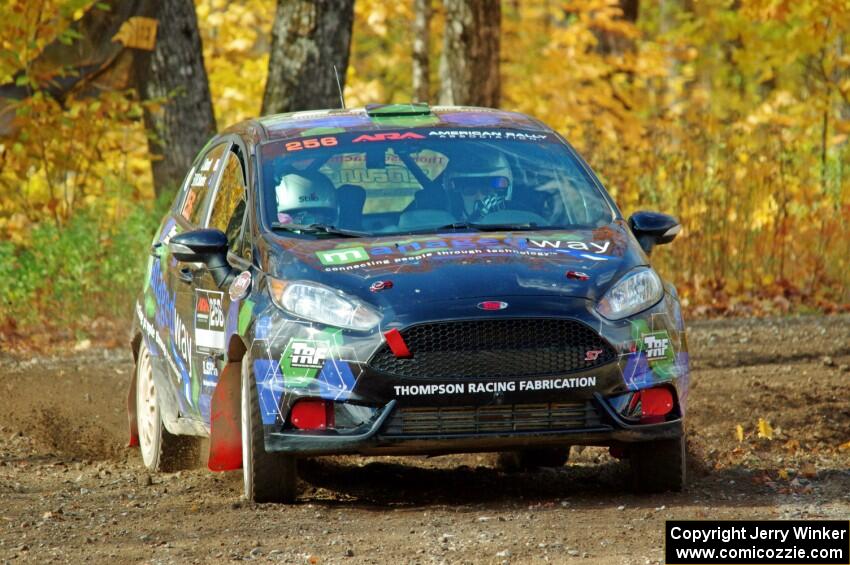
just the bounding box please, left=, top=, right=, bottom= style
left=241, top=362, right=252, bottom=499
left=136, top=343, right=159, bottom=467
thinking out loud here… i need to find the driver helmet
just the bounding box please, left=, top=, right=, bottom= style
left=275, top=173, right=338, bottom=225
left=444, top=152, right=513, bottom=220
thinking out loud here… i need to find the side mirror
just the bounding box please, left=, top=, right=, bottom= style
left=169, top=229, right=234, bottom=288
left=628, top=211, right=681, bottom=255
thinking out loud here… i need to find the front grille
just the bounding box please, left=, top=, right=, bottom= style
left=368, top=319, right=616, bottom=379
left=382, top=402, right=603, bottom=436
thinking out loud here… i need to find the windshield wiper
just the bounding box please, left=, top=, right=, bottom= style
left=271, top=223, right=368, bottom=238
left=427, top=222, right=543, bottom=232
left=469, top=222, right=542, bottom=231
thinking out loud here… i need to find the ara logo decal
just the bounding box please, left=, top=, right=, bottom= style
left=352, top=132, right=426, bottom=143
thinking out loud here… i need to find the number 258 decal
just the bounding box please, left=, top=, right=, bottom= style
left=284, top=137, right=338, bottom=152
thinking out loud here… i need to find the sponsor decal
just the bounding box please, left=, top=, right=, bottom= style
left=202, top=356, right=219, bottom=378
left=528, top=239, right=610, bottom=254
left=427, top=130, right=548, bottom=141
left=314, top=235, right=613, bottom=270
left=298, top=192, right=320, bottom=203
left=289, top=341, right=328, bottom=369
left=195, top=289, right=225, bottom=353
left=643, top=331, right=672, bottom=362
left=229, top=270, right=252, bottom=301
left=393, top=376, right=597, bottom=396
left=352, top=132, right=426, bottom=142
left=280, top=338, right=330, bottom=385
left=200, top=157, right=213, bottom=172
left=145, top=261, right=193, bottom=387
left=190, top=172, right=207, bottom=187
left=567, top=270, right=590, bottom=281
left=284, top=136, right=338, bottom=152
left=622, top=321, right=681, bottom=389
left=316, top=246, right=370, bottom=266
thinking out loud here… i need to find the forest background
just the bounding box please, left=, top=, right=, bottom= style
left=0, top=0, right=848, bottom=348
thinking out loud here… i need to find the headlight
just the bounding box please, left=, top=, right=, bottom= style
left=268, top=279, right=381, bottom=331
left=596, top=268, right=664, bottom=320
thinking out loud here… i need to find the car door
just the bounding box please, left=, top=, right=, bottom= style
left=167, top=140, right=231, bottom=421
left=188, top=141, right=250, bottom=424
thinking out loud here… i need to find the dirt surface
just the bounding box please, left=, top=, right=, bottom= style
left=1, top=315, right=849, bottom=564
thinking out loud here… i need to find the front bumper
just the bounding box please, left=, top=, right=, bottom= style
left=264, top=393, right=684, bottom=456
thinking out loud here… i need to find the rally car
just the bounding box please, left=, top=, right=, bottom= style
left=128, top=103, right=689, bottom=503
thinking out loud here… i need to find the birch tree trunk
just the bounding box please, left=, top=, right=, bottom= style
left=262, top=0, right=356, bottom=115
left=412, top=0, right=432, bottom=103
left=438, top=0, right=501, bottom=107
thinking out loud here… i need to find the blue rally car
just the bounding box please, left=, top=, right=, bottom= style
left=128, top=104, right=689, bottom=502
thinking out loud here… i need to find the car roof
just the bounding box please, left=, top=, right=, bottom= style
left=233, top=104, right=552, bottom=142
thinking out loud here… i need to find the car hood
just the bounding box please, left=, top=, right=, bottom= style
left=259, top=220, right=647, bottom=309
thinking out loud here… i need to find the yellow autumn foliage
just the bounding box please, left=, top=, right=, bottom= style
left=0, top=0, right=848, bottom=329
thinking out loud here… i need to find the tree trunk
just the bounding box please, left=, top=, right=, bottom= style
left=594, top=0, right=640, bottom=54
left=0, top=0, right=217, bottom=197
left=262, top=0, right=355, bottom=115
left=438, top=0, right=500, bottom=107
left=135, top=0, right=217, bottom=197
left=412, top=0, right=432, bottom=103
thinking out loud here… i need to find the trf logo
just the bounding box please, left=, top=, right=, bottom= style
left=290, top=341, right=328, bottom=369
left=643, top=333, right=670, bottom=361
left=316, top=246, right=369, bottom=266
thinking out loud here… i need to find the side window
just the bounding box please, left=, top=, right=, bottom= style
left=208, top=150, right=247, bottom=253
left=172, top=165, right=196, bottom=213
left=181, top=142, right=228, bottom=224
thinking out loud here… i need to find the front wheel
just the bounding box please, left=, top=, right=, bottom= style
left=135, top=341, right=200, bottom=472
left=629, top=435, right=686, bottom=493
left=241, top=360, right=298, bottom=503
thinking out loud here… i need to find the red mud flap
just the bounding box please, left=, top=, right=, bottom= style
left=208, top=363, right=242, bottom=471
left=127, top=370, right=139, bottom=448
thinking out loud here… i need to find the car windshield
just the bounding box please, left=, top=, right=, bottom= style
left=258, top=128, right=615, bottom=236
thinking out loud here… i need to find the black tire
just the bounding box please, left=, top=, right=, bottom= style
left=135, top=341, right=201, bottom=472
left=496, top=447, right=571, bottom=471
left=241, top=360, right=298, bottom=503
left=629, top=435, right=686, bottom=493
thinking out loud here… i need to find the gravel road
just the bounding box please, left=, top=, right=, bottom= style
left=1, top=315, right=849, bottom=564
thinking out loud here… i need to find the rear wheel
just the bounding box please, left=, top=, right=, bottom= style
left=629, top=435, right=686, bottom=493
left=496, top=447, right=570, bottom=472
left=135, top=341, right=200, bottom=472
left=241, top=360, right=298, bottom=503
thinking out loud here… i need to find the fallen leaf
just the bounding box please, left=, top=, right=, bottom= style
left=757, top=418, right=773, bottom=440
left=777, top=469, right=789, bottom=480
left=735, top=424, right=744, bottom=442
left=800, top=463, right=817, bottom=479
left=838, top=441, right=850, bottom=451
